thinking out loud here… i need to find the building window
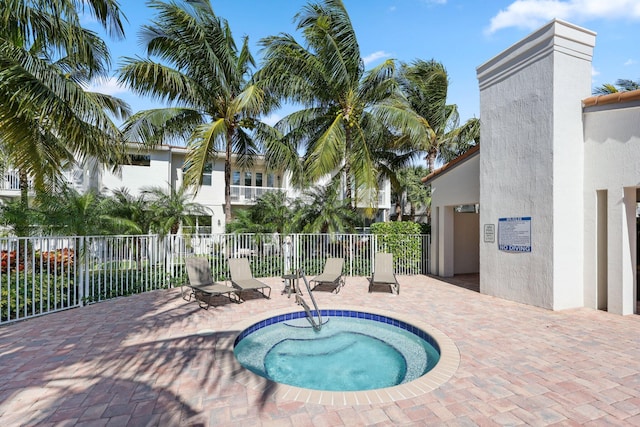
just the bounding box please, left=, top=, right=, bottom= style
left=244, top=171, right=252, bottom=187
left=232, top=171, right=240, bottom=185
left=255, top=172, right=263, bottom=187
left=127, top=154, right=150, bottom=166
left=202, top=163, right=213, bottom=186
left=267, top=173, right=275, bottom=188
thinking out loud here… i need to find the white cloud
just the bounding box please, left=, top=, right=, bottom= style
left=591, top=66, right=599, bottom=77
left=624, top=58, right=637, bottom=66
left=424, top=0, right=447, bottom=4
left=486, top=0, right=640, bottom=34
left=363, top=50, right=392, bottom=66
left=84, top=77, right=128, bottom=95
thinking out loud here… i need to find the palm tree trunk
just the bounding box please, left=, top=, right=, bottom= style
left=17, top=169, right=30, bottom=237
left=426, top=149, right=437, bottom=174
left=16, top=168, right=31, bottom=269
left=224, top=131, right=233, bottom=227
left=344, top=128, right=354, bottom=210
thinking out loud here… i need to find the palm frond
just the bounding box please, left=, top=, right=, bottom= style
left=121, top=108, right=204, bottom=145
left=304, top=113, right=346, bottom=181
left=182, top=119, right=227, bottom=188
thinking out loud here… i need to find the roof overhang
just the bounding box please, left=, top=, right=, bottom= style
left=421, top=145, right=480, bottom=185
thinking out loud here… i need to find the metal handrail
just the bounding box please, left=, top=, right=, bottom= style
left=295, top=269, right=322, bottom=331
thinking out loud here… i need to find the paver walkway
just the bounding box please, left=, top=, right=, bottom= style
left=1, top=275, right=639, bottom=426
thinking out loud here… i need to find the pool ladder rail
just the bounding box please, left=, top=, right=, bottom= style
left=294, top=269, right=323, bottom=331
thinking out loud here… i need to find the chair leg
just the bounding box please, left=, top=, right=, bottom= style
left=194, top=290, right=211, bottom=310
left=181, top=284, right=194, bottom=301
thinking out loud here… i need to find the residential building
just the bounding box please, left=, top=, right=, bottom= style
left=55, top=144, right=390, bottom=233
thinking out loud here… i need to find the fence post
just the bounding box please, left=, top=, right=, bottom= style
left=424, top=234, right=431, bottom=275
left=291, top=234, right=299, bottom=273
left=78, top=236, right=86, bottom=306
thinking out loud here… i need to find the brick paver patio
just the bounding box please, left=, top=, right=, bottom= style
left=1, top=275, right=639, bottom=426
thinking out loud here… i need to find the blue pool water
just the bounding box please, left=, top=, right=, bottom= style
left=234, top=310, right=440, bottom=391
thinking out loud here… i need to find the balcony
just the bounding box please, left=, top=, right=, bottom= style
left=0, top=167, right=86, bottom=198
left=230, top=185, right=284, bottom=204
left=0, top=170, right=33, bottom=197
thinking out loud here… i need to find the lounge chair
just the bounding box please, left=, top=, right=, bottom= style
left=310, top=258, right=345, bottom=293
left=183, top=257, right=239, bottom=309
left=368, top=252, right=399, bottom=295
left=228, top=258, right=271, bottom=300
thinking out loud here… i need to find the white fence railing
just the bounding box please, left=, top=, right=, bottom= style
left=0, top=233, right=430, bottom=325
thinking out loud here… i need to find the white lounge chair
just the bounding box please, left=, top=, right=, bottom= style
left=184, top=257, right=238, bottom=309
left=228, top=258, right=271, bottom=300
left=310, top=258, right=345, bottom=293
left=368, top=252, right=399, bottom=295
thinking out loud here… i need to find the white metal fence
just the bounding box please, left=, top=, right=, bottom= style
left=0, top=233, right=430, bottom=325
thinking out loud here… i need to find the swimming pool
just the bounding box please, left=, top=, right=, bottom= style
left=234, top=309, right=444, bottom=392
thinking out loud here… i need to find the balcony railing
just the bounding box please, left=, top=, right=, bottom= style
left=0, top=168, right=83, bottom=193
left=0, top=170, right=31, bottom=192
left=230, top=185, right=283, bottom=204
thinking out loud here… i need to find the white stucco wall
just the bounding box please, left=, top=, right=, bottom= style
left=583, top=101, right=640, bottom=315
left=428, top=154, right=480, bottom=276
left=477, top=20, right=594, bottom=310
left=100, top=149, right=172, bottom=194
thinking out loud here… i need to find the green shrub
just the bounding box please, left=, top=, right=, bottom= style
left=84, top=265, right=169, bottom=303
left=371, top=222, right=422, bottom=273
left=1, top=273, right=76, bottom=322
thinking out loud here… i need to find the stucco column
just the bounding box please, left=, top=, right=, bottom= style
left=477, top=19, right=594, bottom=310
left=607, top=187, right=637, bottom=315
left=438, top=206, right=455, bottom=277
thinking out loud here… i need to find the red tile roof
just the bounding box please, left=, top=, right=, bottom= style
left=421, top=144, right=480, bottom=185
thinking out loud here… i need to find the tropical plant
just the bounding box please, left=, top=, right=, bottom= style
left=392, top=166, right=431, bottom=221
left=142, top=184, right=210, bottom=236
left=294, top=179, right=360, bottom=233
left=100, top=187, right=152, bottom=235
left=593, top=78, right=640, bottom=95
left=227, top=191, right=294, bottom=234
left=34, top=186, right=110, bottom=236
left=438, top=117, right=480, bottom=163
left=0, top=200, right=43, bottom=237
left=399, top=59, right=479, bottom=172
left=226, top=208, right=267, bottom=234
left=118, top=0, right=275, bottom=225
left=0, top=0, right=130, bottom=235
left=257, top=0, right=428, bottom=211
left=251, top=191, right=295, bottom=234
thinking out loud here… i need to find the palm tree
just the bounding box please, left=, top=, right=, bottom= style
left=226, top=209, right=267, bottom=234
left=399, top=59, right=479, bottom=172
left=35, top=186, right=110, bottom=236
left=142, top=185, right=210, bottom=237
left=392, top=166, right=431, bottom=222
left=0, top=1, right=130, bottom=235
left=227, top=191, right=294, bottom=235
left=438, top=117, right=480, bottom=163
left=100, top=188, right=153, bottom=235
left=593, top=78, right=640, bottom=95
left=257, top=0, right=428, bottom=211
left=251, top=191, right=295, bottom=235
left=294, top=179, right=360, bottom=233
left=118, top=0, right=274, bottom=225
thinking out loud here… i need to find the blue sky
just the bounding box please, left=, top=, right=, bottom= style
left=87, top=0, right=640, bottom=125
